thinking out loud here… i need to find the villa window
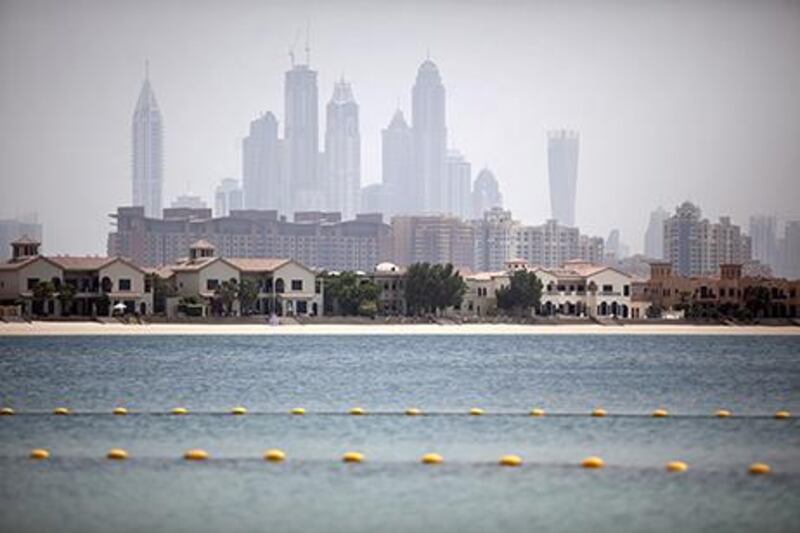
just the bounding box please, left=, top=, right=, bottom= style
left=119, top=279, right=132, bottom=292
left=315, top=280, right=321, bottom=294
left=623, top=285, right=630, bottom=296
left=296, top=301, right=308, bottom=314
left=206, top=279, right=219, bottom=291
left=603, top=285, right=613, bottom=293
left=27, top=278, right=39, bottom=290
left=291, top=280, right=303, bottom=291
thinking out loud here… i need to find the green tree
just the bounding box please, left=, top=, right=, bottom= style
left=32, top=280, right=56, bottom=316
left=744, top=286, right=771, bottom=318
left=496, top=270, right=543, bottom=317
left=214, top=278, right=239, bottom=315
left=152, top=275, right=177, bottom=314
left=238, top=278, right=259, bottom=315
left=57, top=283, right=76, bottom=316
left=405, top=262, right=467, bottom=315
left=325, top=272, right=379, bottom=316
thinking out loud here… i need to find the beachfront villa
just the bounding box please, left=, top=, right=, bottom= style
left=158, top=240, right=324, bottom=318
left=0, top=237, right=152, bottom=317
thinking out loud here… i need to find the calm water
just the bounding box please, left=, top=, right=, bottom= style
left=0, top=334, right=799, bottom=533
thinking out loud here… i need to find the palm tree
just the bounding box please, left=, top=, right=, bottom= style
left=32, top=280, right=56, bottom=316
left=57, top=284, right=76, bottom=316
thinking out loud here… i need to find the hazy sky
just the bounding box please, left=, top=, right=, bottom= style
left=1, top=0, right=799, bottom=255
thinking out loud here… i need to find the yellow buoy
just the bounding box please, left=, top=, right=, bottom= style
left=666, top=461, right=688, bottom=472
left=421, top=453, right=443, bottom=464
left=652, top=409, right=669, bottom=418
left=291, top=407, right=306, bottom=415
left=342, top=451, right=364, bottom=463
left=29, top=448, right=50, bottom=460
left=53, top=407, right=70, bottom=416
left=469, top=407, right=485, bottom=416
left=171, top=407, right=188, bottom=415
left=405, top=407, right=422, bottom=416
left=749, top=463, right=771, bottom=475
left=349, top=407, right=365, bottom=416
left=774, top=410, right=791, bottom=420
left=591, top=408, right=607, bottom=417
left=581, top=456, right=605, bottom=469
left=715, top=409, right=731, bottom=418
left=231, top=406, right=247, bottom=415
left=112, top=407, right=128, bottom=416
left=263, top=449, right=286, bottom=462
left=529, top=408, right=545, bottom=417
left=106, top=448, right=129, bottom=460
left=0, top=407, right=15, bottom=415
left=499, top=455, right=523, bottom=467
left=184, top=449, right=209, bottom=461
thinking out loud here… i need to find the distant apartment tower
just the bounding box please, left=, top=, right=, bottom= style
left=547, top=130, right=579, bottom=226
left=242, top=112, right=282, bottom=212
left=663, top=201, right=751, bottom=277
left=392, top=215, right=474, bottom=270
left=515, top=219, right=603, bottom=269
left=360, top=184, right=385, bottom=214
left=749, top=215, right=777, bottom=270
left=285, top=61, right=321, bottom=213
left=472, top=168, right=503, bottom=219
left=215, top=178, right=244, bottom=217
left=445, top=150, right=472, bottom=220
left=0, top=214, right=43, bottom=261
left=473, top=207, right=517, bottom=272
left=644, top=207, right=668, bottom=259
left=108, top=206, right=392, bottom=270
left=381, top=110, right=414, bottom=216
left=779, top=220, right=800, bottom=279
left=324, top=79, right=361, bottom=220
left=131, top=67, right=163, bottom=218
left=412, top=60, right=447, bottom=214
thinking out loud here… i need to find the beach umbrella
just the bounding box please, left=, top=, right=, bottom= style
left=113, top=302, right=127, bottom=311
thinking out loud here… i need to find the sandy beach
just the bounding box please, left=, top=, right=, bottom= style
left=0, top=321, right=798, bottom=336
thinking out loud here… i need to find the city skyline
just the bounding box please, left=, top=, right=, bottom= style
left=1, top=0, right=799, bottom=255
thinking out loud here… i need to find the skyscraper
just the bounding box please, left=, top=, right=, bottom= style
left=749, top=215, right=777, bottom=270
left=412, top=60, right=447, bottom=214
left=242, top=112, right=282, bottom=211
left=547, top=130, right=579, bottom=226
left=445, top=150, right=472, bottom=220
left=644, top=207, right=668, bottom=259
left=381, top=109, right=414, bottom=216
left=215, top=178, right=244, bottom=217
left=472, top=168, right=502, bottom=219
left=132, top=65, right=163, bottom=218
left=284, top=60, right=321, bottom=214
left=324, top=79, right=360, bottom=220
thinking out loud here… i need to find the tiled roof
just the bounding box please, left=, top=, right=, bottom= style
left=0, top=256, right=38, bottom=271
left=48, top=256, right=116, bottom=271
left=224, top=257, right=291, bottom=273
left=169, top=257, right=220, bottom=272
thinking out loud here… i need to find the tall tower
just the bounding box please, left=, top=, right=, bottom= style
left=644, top=207, right=668, bottom=259
left=412, top=59, right=447, bottom=214
left=472, top=168, right=502, bottom=219
left=547, top=130, right=579, bottom=227
left=324, top=79, right=360, bottom=220
left=284, top=55, right=320, bottom=215
left=242, top=112, right=282, bottom=211
left=381, top=109, right=414, bottom=217
left=132, top=64, right=163, bottom=218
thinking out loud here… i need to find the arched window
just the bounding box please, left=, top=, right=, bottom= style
left=275, top=278, right=285, bottom=294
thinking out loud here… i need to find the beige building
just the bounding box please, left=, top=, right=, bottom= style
left=392, top=215, right=475, bottom=270
left=161, top=240, right=324, bottom=317
left=460, top=270, right=510, bottom=316
left=370, top=262, right=407, bottom=315
left=0, top=237, right=152, bottom=316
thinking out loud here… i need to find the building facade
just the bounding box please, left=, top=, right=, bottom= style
left=391, top=215, right=474, bottom=270
left=515, top=219, right=603, bottom=269
left=412, top=60, right=447, bottom=214
left=325, top=79, right=361, bottom=220
left=285, top=62, right=321, bottom=213
left=471, top=168, right=502, bottom=220
left=242, top=112, right=282, bottom=212
left=472, top=207, right=518, bottom=272
left=381, top=110, right=414, bottom=216
left=445, top=150, right=472, bottom=220
left=547, top=129, right=579, bottom=227
left=214, top=178, right=244, bottom=217
left=108, top=206, right=393, bottom=271
left=644, top=207, right=668, bottom=259
left=131, top=68, right=163, bottom=218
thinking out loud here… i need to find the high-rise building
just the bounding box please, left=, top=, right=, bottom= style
left=644, top=207, right=668, bottom=259
left=663, top=202, right=751, bottom=277
left=473, top=207, right=517, bottom=271
left=215, top=178, right=244, bottom=217
left=170, top=195, right=207, bottom=209
left=749, top=215, right=778, bottom=271
left=243, top=112, right=282, bottom=212
left=445, top=150, right=472, bottom=220
left=108, top=206, right=392, bottom=271
left=392, top=215, right=474, bottom=270
left=360, top=184, right=385, bottom=214
left=412, top=60, right=447, bottom=214
left=779, top=220, right=800, bottom=279
left=515, top=219, right=581, bottom=269
left=132, top=66, right=163, bottom=218
left=547, top=130, right=579, bottom=227
left=324, top=79, right=360, bottom=220
left=0, top=214, right=43, bottom=261
left=284, top=61, right=321, bottom=213
left=472, top=168, right=503, bottom=219
left=381, top=110, right=414, bottom=216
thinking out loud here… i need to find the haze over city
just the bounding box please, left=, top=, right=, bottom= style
left=1, top=0, right=799, bottom=256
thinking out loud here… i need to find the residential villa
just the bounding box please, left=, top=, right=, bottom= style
left=536, top=260, right=634, bottom=319
left=158, top=240, right=324, bottom=318
left=0, top=237, right=152, bottom=317
left=460, top=270, right=509, bottom=316
left=370, top=262, right=407, bottom=315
